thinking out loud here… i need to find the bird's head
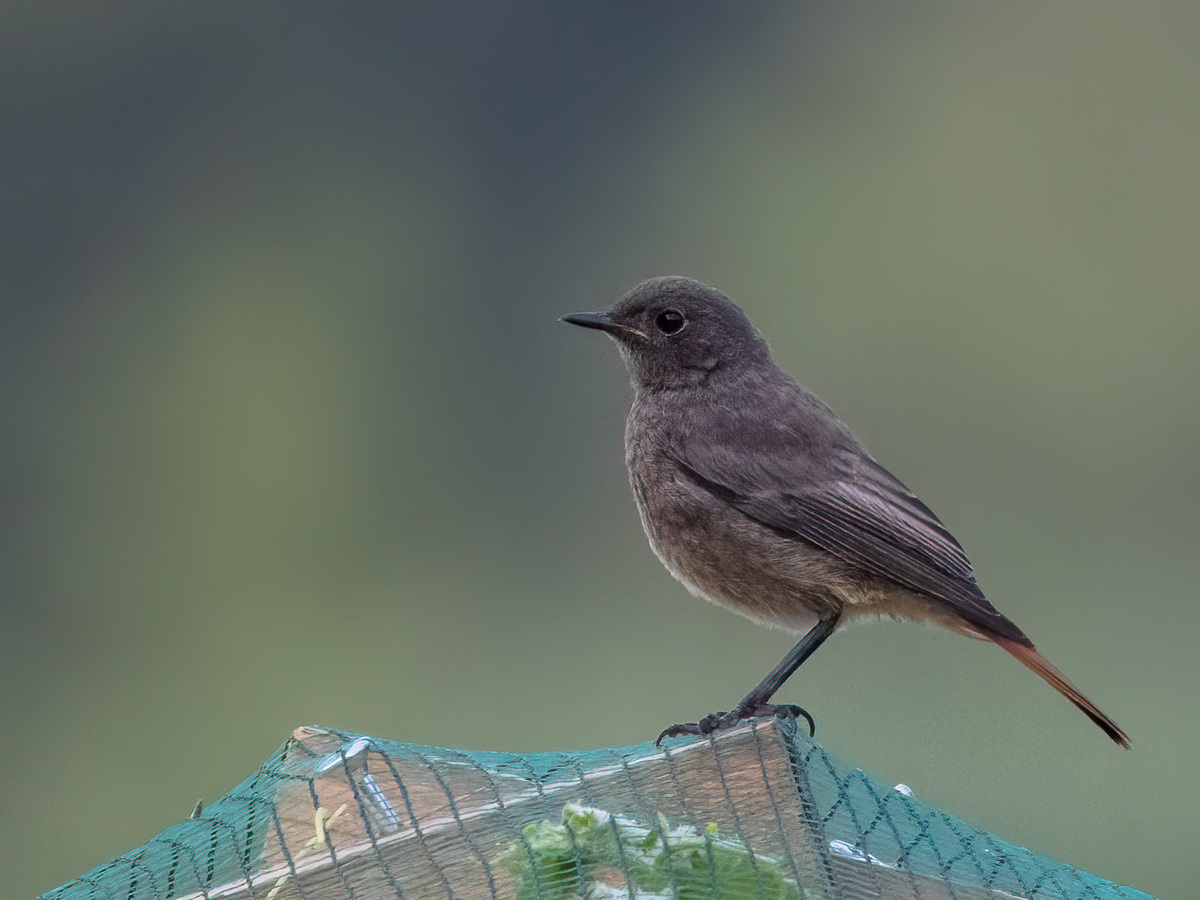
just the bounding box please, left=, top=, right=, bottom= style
left=562, top=276, right=772, bottom=391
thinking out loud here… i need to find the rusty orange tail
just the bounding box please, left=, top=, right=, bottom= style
left=994, top=637, right=1130, bottom=748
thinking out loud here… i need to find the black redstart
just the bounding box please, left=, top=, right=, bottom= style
left=562, top=276, right=1129, bottom=748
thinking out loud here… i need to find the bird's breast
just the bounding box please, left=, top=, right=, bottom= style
left=624, top=425, right=846, bottom=634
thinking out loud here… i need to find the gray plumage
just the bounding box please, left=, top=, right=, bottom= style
left=563, top=276, right=1128, bottom=747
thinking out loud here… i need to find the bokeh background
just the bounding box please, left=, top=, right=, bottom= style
left=3, top=4, right=1197, bottom=897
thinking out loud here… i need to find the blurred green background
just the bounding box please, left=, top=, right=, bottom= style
left=3, top=4, right=1196, bottom=897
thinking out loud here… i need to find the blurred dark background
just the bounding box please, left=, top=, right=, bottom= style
left=3, top=4, right=1196, bottom=897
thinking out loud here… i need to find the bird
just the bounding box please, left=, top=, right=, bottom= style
left=562, top=276, right=1129, bottom=748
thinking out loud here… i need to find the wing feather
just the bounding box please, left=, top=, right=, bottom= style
left=668, top=384, right=1027, bottom=643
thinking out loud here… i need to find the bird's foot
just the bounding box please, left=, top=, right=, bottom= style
left=655, top=703, right=814, bottom=746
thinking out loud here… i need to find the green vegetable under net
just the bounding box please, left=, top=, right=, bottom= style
left=500, top=802, right=802, bottom=900
left=39, top=719, right=1153, bottom=900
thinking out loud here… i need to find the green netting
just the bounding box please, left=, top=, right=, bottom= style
left=39, top=719, right=1153, bottom=900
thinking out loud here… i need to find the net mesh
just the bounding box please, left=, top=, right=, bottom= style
left=39, top=719, right=1153, bottom=900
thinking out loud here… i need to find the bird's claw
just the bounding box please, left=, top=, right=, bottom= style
left=655, top=703, right=815, bottom=746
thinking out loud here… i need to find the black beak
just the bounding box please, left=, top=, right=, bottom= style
left=561, top=311, right=616, bottom=331
left=561, top=312, right=646, bottom=340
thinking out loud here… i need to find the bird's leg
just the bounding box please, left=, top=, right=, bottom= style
left=732, top=611, right=840, bottom=716
left=656, top=612, right=840, bottom=745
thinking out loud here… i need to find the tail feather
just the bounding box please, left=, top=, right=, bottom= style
left=994, top=637, right=1130, bottom=748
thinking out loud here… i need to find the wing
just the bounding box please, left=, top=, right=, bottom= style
left=669, top=381, right=1028, bottom=644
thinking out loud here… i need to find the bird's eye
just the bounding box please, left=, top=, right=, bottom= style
left=655, top=309, right=686, bottom=335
